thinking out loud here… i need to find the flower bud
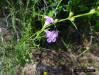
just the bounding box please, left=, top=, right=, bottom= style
left=54, top=19, right=58, bottom=22
left=89, top=9, right=96, bottom=14
left=97, top=6, right=99, bottom=10
left=69, top=11, right=74, bottom=17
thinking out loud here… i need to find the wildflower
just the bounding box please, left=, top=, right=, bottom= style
left=44, top=16, right=54, bottom=25
left=44, top=16, right=58, bottom=43
left=46, top=30, right=58, bottom=43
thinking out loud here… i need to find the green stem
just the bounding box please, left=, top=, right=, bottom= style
left=54, top=10, right=96, bottom=24
left=73, top=12, right=94, bottom=18
left=20, top=9, right=96, bottom=46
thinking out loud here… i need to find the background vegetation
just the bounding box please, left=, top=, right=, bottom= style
left=0, top=0, right=99, bottom=75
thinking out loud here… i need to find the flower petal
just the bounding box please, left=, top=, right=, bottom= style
left=46, top=31, right=51, bottom=38
left=52, top=31, right=58, bottom=38
left=44, top=16, right=54, bottom=25
left=44, top=16, right=49, bottom=18
left=44, top=21, right=50, bottom=25
left=52, top=38, right=56, bottom=42
left=47, top=38, right=52, bottom=43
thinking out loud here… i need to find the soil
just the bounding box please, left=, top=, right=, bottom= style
left=17, top=44, right=99, bottom=75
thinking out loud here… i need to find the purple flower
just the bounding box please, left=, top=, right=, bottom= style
left=44, top=16, right=54, bottom=25
left=46, top=30, right=58, bottom=43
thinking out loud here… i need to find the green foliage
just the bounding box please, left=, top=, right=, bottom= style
left=0, top=0, right=98, bottom=74
left=94, top=22, right=99, bottom=31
